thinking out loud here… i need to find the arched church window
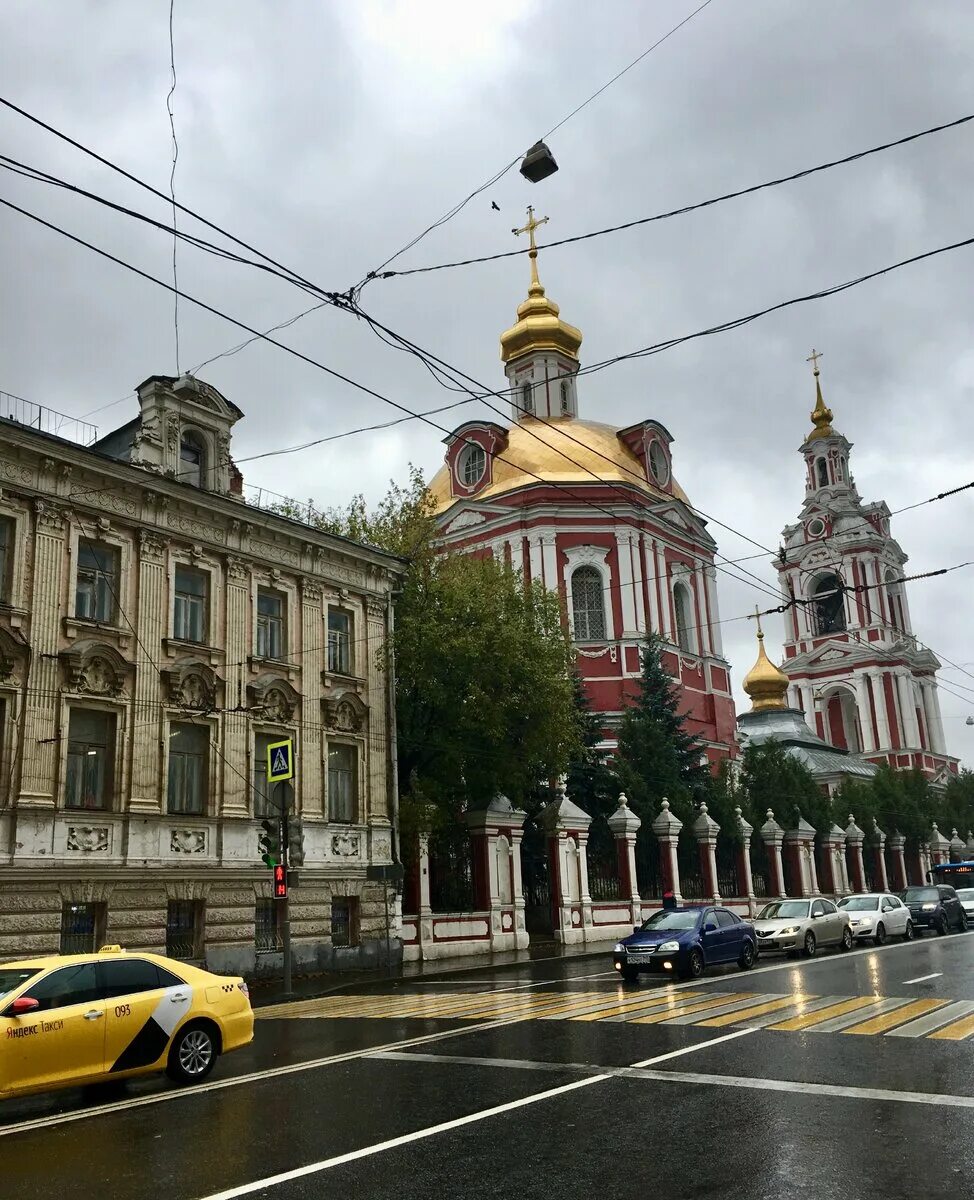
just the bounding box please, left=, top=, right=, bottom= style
left=571, top=566, right=606, bottom=640
left=179, top=432, right=205, bottom=489
left=673, top=581, right=694, bottom=652
left=816, top=458, right=829, bottom=488
left=560, top=380, right=570, bottom=416
left=521, top=383, right=534, bottom=415
left=458, top=443, right=486, bottom=487
left=812, top=573, right=846, bottom=635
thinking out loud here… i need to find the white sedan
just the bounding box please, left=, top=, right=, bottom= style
left=956, top=887, right=974, bottom=923
left=837, top=893, right=913, bottom=944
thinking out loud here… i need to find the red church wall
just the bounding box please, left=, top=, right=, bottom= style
left=827, top=695, right=848, bottom=749
left=883, top=675, right=901, bottom=750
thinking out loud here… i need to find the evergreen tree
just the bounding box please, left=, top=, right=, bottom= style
left=738, top=740, right=828, bottom=833
left=563, top=672, right=620, bottom=854
left=614, top=634, right=709, bottom=829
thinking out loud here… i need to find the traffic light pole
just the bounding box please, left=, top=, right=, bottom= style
left=275, top=782, right=294, bottom=999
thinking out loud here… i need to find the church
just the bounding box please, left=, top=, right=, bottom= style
left=428, top=209, right=737, bottom=762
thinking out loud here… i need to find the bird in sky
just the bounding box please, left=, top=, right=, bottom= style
left=491, top=201, right=500, bottom=211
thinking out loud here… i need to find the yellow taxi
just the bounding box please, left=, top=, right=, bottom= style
left=0, top=945, right=253, bottom=1100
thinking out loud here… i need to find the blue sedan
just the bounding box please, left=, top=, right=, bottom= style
left=613, top=905, right=758, bottom=982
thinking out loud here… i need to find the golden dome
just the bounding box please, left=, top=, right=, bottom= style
left=428, top=417, right=689, bottom=514
left=500, top=279, right=582, bottom=364
left=806, top=366, right=835, bottom=442
left=742, top=629, right=790, bottom=713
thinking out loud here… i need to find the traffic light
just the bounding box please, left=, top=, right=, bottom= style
left=258, top=818, right=282, bottom=869
left=287, top=816, right=305, bottom=867
left=273, top=863, right=288, bottom=899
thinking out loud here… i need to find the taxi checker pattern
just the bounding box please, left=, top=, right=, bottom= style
left=257, top=989, right=974, bottom=1041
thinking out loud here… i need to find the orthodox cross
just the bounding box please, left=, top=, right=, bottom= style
left=806, top=347, right=823, bottom=376
left=750, top=604, right=765, bottom=636
left=513, top=205, right=549, bottom=286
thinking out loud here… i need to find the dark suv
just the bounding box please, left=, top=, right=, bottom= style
left=899, top=885, right=968, bottom=935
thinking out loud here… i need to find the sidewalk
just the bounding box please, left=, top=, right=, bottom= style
left=249, top=936, right=620, bottom=1008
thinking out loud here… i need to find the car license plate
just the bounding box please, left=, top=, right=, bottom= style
left=627, top=953, right=655, bottom=964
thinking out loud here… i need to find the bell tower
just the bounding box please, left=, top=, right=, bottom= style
left=774, top=352, right=957, bottom=784
left=500, top=207, right=582, bottom=423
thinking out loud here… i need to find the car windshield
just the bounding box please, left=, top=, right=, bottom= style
left=757, top=901, right=810, bottom=919
left=838, top=897, right=880, bottom=911
left=0, top=967, right=41, bottom=1001
left=640, top=910, right=699, bottom=932
left=956, top=889, right=974, bottom=902
left=902, top=888, right=938, bottom=903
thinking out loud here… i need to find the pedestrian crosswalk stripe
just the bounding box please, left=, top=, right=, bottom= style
left=842, top=999, right=949, bottom=1036
left=256, top=987, right=974, bottom=1042
left=769, top=996, right=877, bottom=1031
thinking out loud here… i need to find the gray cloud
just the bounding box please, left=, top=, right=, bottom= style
left=2, top=0, right=972, bottom=765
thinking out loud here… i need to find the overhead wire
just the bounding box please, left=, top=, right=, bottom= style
left=166, top=0, right=180, bottom=372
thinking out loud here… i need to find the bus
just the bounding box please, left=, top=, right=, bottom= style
left=929, top=860, right=974, bottom=889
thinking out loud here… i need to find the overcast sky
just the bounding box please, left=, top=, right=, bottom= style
left=2, top=1, right=972, bottom=769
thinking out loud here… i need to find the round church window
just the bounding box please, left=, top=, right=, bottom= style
left=457, top=443, right=487, bottom=487
left=648, top=441, right=669, bottom=486
left=806, top=517, right=826, bottom=539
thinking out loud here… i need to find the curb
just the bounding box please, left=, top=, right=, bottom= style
left=251, top=942, right=618, bottom=1009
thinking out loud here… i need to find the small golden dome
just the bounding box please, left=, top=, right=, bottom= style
left=742, top=629, right=790, bottom=712
left=500, top=206, right=581, bottom=365
left=806, top=365, right=835, bottom=442
left=500, top=279, right=582, bottom=364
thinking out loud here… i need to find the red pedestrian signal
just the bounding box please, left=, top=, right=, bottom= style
left=273, top=863, right=288, bottom=899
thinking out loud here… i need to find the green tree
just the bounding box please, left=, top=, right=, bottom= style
left=304, top=467, right=581, bottom=828
left=561, top=672, right=620, bottom=855
left=614, top=634, right=709, bottom=830
left=737, top=740, right=829, bottom=834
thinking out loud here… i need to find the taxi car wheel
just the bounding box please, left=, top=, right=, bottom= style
left=840, top=926, right=854, bottom=952
left=873, top=923, right=887, bottom=947
left=802, top=932, right=816, bottom=958
left=166, top=1023, right=219, bottom=1085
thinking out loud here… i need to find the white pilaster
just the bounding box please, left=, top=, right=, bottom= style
left=528, top=535, right=543, bottom=585
left=643, top=535, right=661, bottom=635
left=704, top=566, right=723, bottom=655
left=540, top=532, right=558, bottom=591
left=853, top=673, right=875, bottom=753
left=869, top=670, right=892, bottom=749
left=695, top=564, right=713, bottom=656
left=896, top=671, right=920, bottom=749
left=615, top=531, right=638, bottom=637
left=631, top=536, right=646, bottom=635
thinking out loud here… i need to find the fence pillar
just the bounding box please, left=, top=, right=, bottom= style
left=652, top=798, right=684, bottom=904
left=466, top=793, right=529, bottom=952
left=607, top=793, right=642, bottom=927
left=845, top=816, right=866, bottom=893
left=784, top=816, right=817, bottom=897
left=888, top=832, right=908, bottom=891
left=967, top=831, right=974, bottom=859
left=949, top=829, right=967, bottom=862
left=692, top=802, right=721, bottom=902
left=735, top=806, right=756, bottom=914
left=759, top=809, right=786, bottom=898
left=541, top=781, right=593, bottom=944
left=870, top=819, right=889, bottom=892
left=818, top=823, right=848, bottom=896
left=928, top=823, right=950, bottom=868
left=417, top=830, right=434, bottom=958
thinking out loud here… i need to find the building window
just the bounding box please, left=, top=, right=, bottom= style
left=253, top=732, right=280, bottom=818
left=166, top=900, right=203, bottom=960
left=0, top=515, right=12, bottom=603
left=174, top=566, right=208, bottom=643
left=65, top=709, right=115, bottom=810
left=521, top=382, right=534, bottom=415
left=180, top=434, right=205, bottom=488
left=255, top=899, right=283, bottom=953
left=571, top=566, right=606, bottom=640
left=560, top=380, right=571, bottom=416
left=812, top=574, right=846, bottom=635
left=257, top=589, right=286, bottom=659
left=328, top=744, right=357, bottom=822
left=167, top=723, right=209, bottom=815
left=327, top=610, right=352, bottom=675
left=331, top=897, right=359, bottom=947
left=59, top=902, right=106, bottom=955
left=816, top=458, right=828, bottom=488
left=458, top=443, right=486, bottom=487
left=673, top=581, right=694, bottom=653
left=649, top=441, right=670, bottom=487
left=75, top=543, right=118, bottom=622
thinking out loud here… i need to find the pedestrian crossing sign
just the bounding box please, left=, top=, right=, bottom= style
left=267, top=738, right=294, bottom=783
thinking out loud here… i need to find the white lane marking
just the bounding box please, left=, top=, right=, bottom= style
left=195, top=1029, right=758, bottom=1200
left=629, top=1067, right=974, bottom=1110
left=901, top=973, right=943, bottom=985
left=0, top=1012, right=532, bottom=1140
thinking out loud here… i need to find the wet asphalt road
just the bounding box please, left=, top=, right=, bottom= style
left=2, top=930, right=974, bottom=1198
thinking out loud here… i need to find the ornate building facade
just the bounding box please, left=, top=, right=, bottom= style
left=0, top=374, right=404, bottom=973
left=429, top=211, right=737, bottom=761
left=774, top=359, right=957, bottom=783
